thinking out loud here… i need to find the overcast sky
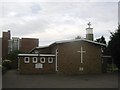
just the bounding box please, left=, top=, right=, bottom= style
left=0, top=0, right=119, bottom=46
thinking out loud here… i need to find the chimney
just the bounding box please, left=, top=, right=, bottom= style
left=8, top=30, right=11, bottom=40
left=86, top=22, right=94, bottom=41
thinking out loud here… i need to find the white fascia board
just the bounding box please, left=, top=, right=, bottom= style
left=83, top=39, right=107, bottom=46
left=36, top=45, right=50, bottom=49
left=40, top=54, right=55, bottom=57
left=18, top=54, right=55, bottom=57
left=18, top=54, right=38, bottom=56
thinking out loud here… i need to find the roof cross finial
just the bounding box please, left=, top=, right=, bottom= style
left=88, top=22, right=91, bottom=28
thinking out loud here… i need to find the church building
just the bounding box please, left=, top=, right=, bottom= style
left=18, top=22, right=106, bottom=74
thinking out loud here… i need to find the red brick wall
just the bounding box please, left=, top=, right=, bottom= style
left=20, top=38, right=39, bottom=53
left=19, top=40, right=103, bottom=75
left=52, top=41, right=102, bottom=75
left=19, top=56, right=55, bottom=74
left=34, top=47, right=50, bottom=54
left=2, top=31, right=11, bottom=60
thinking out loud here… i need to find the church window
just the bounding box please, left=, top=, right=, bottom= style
left=32, top=57, right=38, bottom=63
left=24, top=57, right=30, bottom=63
left=40, top=57, right=45, bottom=63
left=48, top=57, right=53, bottom=63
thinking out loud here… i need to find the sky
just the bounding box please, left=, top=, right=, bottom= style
left=0, top=0, right=119, bottom=46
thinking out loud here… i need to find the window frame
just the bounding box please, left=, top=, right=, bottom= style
left=24, top=57, right=30, bottom=63
left=40, top=57, right=45, bottom=63
left=48, top=57, right=53, bottom=63
left=32, top=57, right=38, bottom=63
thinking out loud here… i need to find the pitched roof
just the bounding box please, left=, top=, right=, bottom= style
left=54, top=39, right=106, bottom=46
left=29, top=39, right=106, bottom=53
left=29, top=45, right=50, bottom=53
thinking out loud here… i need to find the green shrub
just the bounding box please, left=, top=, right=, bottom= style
left=2, top=66, right=7, bottom=74
left=107, top=64, right=118, bottom=72
left=2, top=60, right=12, bottom=70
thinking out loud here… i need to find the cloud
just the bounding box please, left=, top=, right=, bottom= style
left=119, top=1, right=120, bottom=25
left=0, top=2, right=42, bottom=18
left=0, top=1, right=118, bottom=45
left=0, top=0, right=119, bottom=2
left=30, top=3, right=42, bottom=14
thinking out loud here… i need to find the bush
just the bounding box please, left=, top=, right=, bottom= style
left=107, top=64, right=118, bottom=72
left=2, top=60, right=12, bottom=70
left=2, top=66, right=7, bottom=74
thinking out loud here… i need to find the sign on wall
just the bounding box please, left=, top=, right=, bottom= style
left=35, top=63, right=43, bottom=69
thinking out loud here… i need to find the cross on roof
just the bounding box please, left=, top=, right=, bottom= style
left=88, top=22, right=91, bottom=28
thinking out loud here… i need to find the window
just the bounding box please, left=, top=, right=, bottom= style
left=48, top=57, right=53, bottom=63
left=24, top=57, right=30, bottom=63
left=35, top=63, right=43, bottom=68
left=79, top=67, right=84, bottom=71
left=40, top=57, right=45, bottom=63
left=32, top=57, right=38, bottom=63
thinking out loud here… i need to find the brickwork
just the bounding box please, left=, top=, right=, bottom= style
left=19, top=56, right=55, bottom=74
left=20, top=38, right=39, bottom=53
left=19, top=40, right=104, bottom=74
left=51, top=41, right=102, bottom=74
left=2, top=31, right=11, bottom=60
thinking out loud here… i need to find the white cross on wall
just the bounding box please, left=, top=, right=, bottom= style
left=77, top=47, right=86, bottom=63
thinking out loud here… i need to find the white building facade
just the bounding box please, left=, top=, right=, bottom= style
left=8, top=37, right=20, bottom=53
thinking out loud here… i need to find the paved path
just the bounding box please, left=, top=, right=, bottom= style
left=2, top=70, right=118, bottom=88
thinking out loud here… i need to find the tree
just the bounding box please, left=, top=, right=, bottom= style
left=107, top=25, right=120, bottom=69
left=7, top=50, right=22, bottom=69
left=75, top=36, right=81, bottom=39
left=95, top=36, right=106, bottom=44
left=7, top=50, right=21, bottom=60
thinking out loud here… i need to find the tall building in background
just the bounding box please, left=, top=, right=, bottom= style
left=2, top=30, right=39, bottom=60
left=8, top=37, right=38, bottom=53
left=20, top=38, right=39, bottom=53
left=8, top=37, right=20, bottom=53
left=2, top=30, right=11, bottom=60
